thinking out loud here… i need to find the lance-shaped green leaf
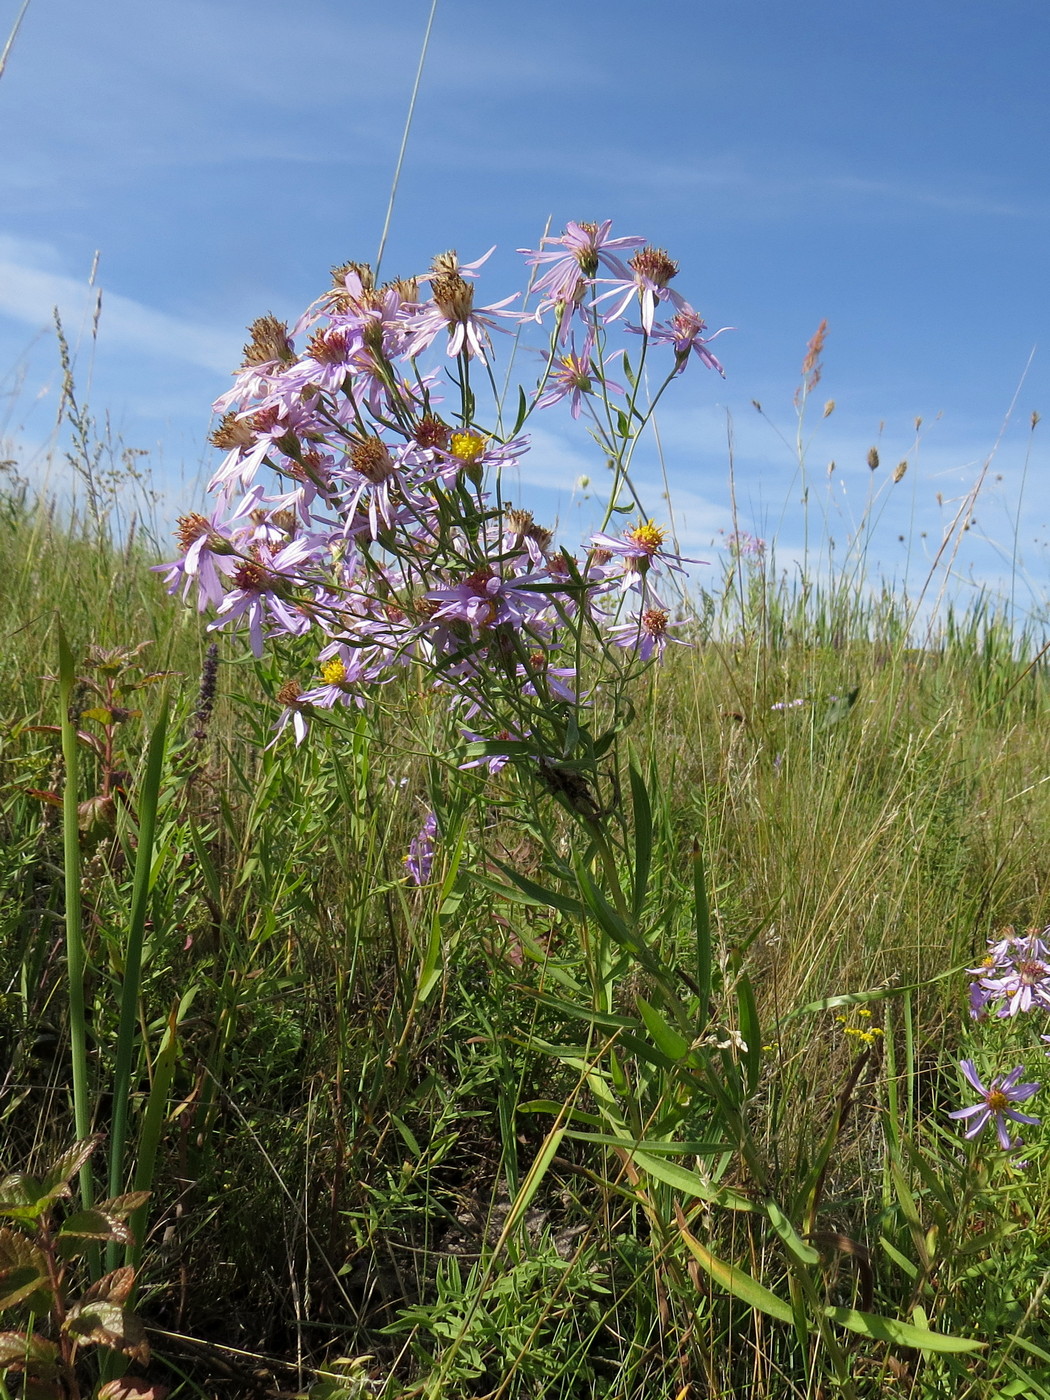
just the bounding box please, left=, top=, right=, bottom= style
left=676, top=1208, right=793, bottom=1323
left=691, top=839, right=713, bottom=1032
left=636, top=996, right=691, bottom=1062
left=736, top=973, right=762, bottom=1097
left=765, top=1199, right=820, bottom=1266
left=628, top=763, right=653, bottom=918
left=637, top=1151, right=756, bottom=1212
left=823, top=1305, right=983, bottom=1354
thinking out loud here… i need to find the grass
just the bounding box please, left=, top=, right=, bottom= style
left=2, top=453, right=1050, bottom=1399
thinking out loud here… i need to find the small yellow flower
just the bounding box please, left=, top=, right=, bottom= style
left=320, top=657, right=348, bottom=686
left=450, top=431, right=486, bottom=465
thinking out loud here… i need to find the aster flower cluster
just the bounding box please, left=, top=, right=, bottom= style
left=969, top=925, right=1050, bottom=1018
left=945, top=925, right=1050, bottom=1152
left=161, top=225, right=727, bottom=780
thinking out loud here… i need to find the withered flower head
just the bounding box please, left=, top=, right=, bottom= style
left=527, top=521, right=553, bottom=552
left=431, top=273, right=474, bottom=322
left=382, top=276, right=420, bottom=305
left=276, top=680, right=305, bottom=707
left=429, top=250, right=461, bottom=278
left=350, top=436, right=395, bottom=483
left=413, top=415, right=450, bottom=451
left=331, top=260, right=374, bottom=292
left=209, top=413, right=256, bottom=452
left=306, top=327, right=352, bottom=364
left=241, top=314, right=295, bottom=368
left=629, top=247, right=679, bottom=287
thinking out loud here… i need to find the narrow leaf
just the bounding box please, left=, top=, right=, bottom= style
left=677, top=1208, right=794, bottom=1323
left=823, top=1305, right=982, bottom=1353
left=634, top=1151, right=756, bottom=1212
left=691, top=839, right=713, bottom=1030
left=765, top=1200, right=820, bottom=1266
left=628, top=764, right=652, bottom=918
left=636, top=995, right=690, bottom=1062
left=736, top=973, right=762, bottom=1096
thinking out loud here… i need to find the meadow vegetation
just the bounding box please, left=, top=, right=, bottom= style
left=0, top=229, right=1047, bottom=1400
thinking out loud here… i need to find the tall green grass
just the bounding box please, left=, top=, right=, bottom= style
left=2, top=470, right=1050, bottom=1399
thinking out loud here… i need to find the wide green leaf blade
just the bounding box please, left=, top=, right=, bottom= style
left=823, top=1305, right=983, bottom=1353
left=677, top=1211, right=793, bottom=1323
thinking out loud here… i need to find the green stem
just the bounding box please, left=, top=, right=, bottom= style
left=57, top=623, right=94, bottom=1214
left=107, top=701, right=168, bottom=1270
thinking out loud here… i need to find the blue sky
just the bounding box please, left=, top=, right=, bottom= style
left=1, top=0, right=1047, bottom=617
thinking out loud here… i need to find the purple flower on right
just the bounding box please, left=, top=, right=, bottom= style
left=947, top=1059, right=1041, bottom=1150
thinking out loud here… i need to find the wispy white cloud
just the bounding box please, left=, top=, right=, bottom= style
left=0, top=235, right=240, bottom=374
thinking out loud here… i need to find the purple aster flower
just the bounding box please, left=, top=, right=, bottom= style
left=402, top=250, right=519, bottom=365
left=519, top=220, right=644, bottom=337
left=948, top=1060, right=1040, bottom=1150
left=593, top=246, right=689, bottom=334
left=405, top=810, right=438, bottom=886
left=978, top=947, right=1050, bottom=1017
left=987, top=926, right=1050, bottom=964
left=298, top=645, right=376, bottom=710
left=726, top=530, right=766, bottom=559
left=426, top=566, right=542, bottom=638
left=155, top=508, right=244, bottom=612
left=520, top=220, right=643, bottom=302
left=629, top=303, right=732, bottom=377
left=589, top=519, right=700, bottom=601
left=606, top=607, right=688, bottom=662
left=534, top=338, right=625, bottom=419
left=968, top=981, right=992, bottom=1019
left=269, top=681, right=311, bottom=748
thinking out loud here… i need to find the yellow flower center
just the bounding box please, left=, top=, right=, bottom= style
left=450, top=431, right=486, bottom=465
left=628, top=520, right=667, bottom=555
left=986, top=1089, right=1009, bottom=1112
left=320, top=658, right=348, bottom=686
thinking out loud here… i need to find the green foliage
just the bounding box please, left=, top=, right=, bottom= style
left=0, top=1137, right=157, bottom=1400
left=3, top=460, right=1050, bottom=1398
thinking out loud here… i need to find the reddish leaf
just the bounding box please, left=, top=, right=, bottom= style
left=24, top=725, right=106, bottom=757
left=0, top=1230, right=50, bottom=1311
left=78, top=794, right=118, bottom=836
left=81, top=1266, right=136, bottom=1307
left=23, top=1377, right=63, bottom=1400
left=97, top=1192, right=151, bottom=1220
left=40, top=1136, right=103, bottom=1198
left=23, top=789, right=63, bottom=808
left=64, top=1298, right=149, bottom=1362
left=0, top=1330, right=59, bottom=1371
left=59, top=1210, right=132, bottom=1245
left=99, top=1379, right=169, bottom=1400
